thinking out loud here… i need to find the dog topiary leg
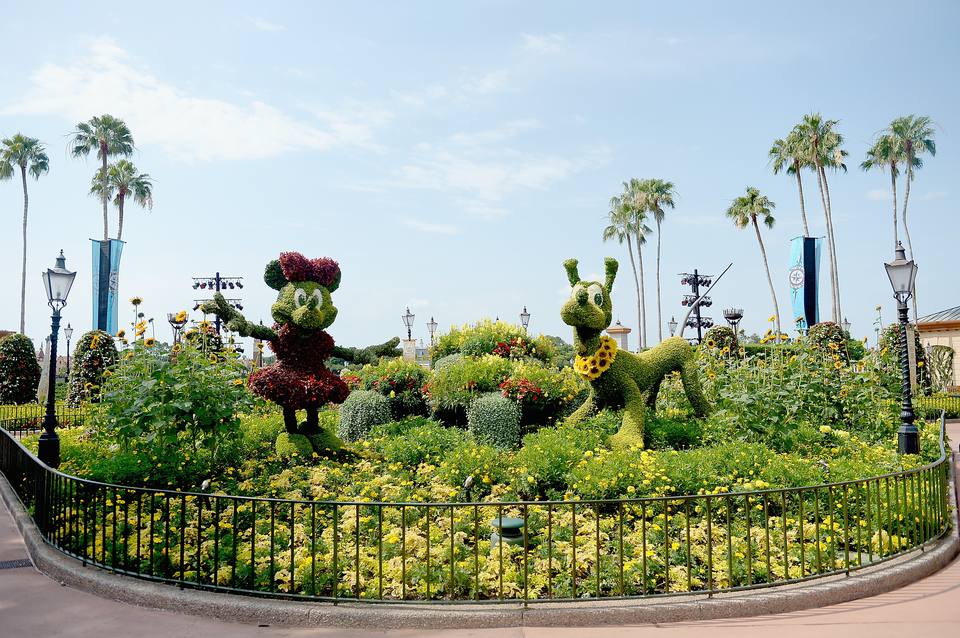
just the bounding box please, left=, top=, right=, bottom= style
left=680, top=359, right=710, bottom=417
left=565, top=394, right=596, bottom=425
left=611, top=382, right=645, bottom=449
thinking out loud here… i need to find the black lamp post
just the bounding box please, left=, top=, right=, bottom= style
left=427, top=316, right=438, bottom=345
left=39, top=250, right=76, bottom=468
left=402, top=307, right=415, bottom=340
left=668, top=316, right=678, bottom=337
left=841, top=317, right=851, bottom=336
left=884, top=242, right=919, bottom=455
left=63, top=323, right=73, bottom=379
left=520, top=306, right=531, bottom=332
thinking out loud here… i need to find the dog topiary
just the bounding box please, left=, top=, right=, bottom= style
left=201, top=252, right=352, bottom=452
left=560, top=257, right=709, bottom=448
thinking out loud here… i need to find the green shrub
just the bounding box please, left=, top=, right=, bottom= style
left=67, top=330, right=119, bottom=406
left=514, top=423, right=602, bottom=498
left=374, top=419, right=469, bottom=466
left=644, top=411, right=703, bottom=450
left=338, top=390, right=391, bottom=442
left=499, top=361, right=585, bottom=432
left=435, top=442, right=508, bottom=499
left=0, top=333, right=41, bottom=404
left=809, top=321, right=848, bottom=361
left=702, top=326, right=736, bottom=352
left=432, top=319, right=555, bottom=364
left=431, top=353, right=461, bottom=371
left=356, top=358, right=428, bottom=419
left=467, top=392, right=520, bottom=449
left=95, top=342, right=253, bottom=459
left=425, top=354, right=514, bottom=424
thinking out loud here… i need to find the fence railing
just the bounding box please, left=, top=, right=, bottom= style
left=0, top=403, right=87, bottom=440
left=0, top=413, right=951, bottom=604
left=916, top=394, right=960, bottom=418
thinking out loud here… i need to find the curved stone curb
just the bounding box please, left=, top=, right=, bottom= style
left=1, top=466, right=956, bottom=630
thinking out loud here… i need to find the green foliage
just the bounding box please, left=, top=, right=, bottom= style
left=926, top=345, right=954, bottom=392
left=424, top=354, right=514, bottom=424
left=431, top=353, right=461, bottom=371
left=373, top=419, right=469, bottom=467
left=878, top=323, right=929, bottom=393
left=94, top=343, right=253, bottom=458
left=338, top=390, right=391, bottom=442
left=355, top=358, right=429, bottom=418
left=67, top=330, right=119, bottom=406
left=702, top=326, right=736, bottom=351
left=499, top=361, right=586, bottom=432
left=808, top=321, right=848, bottom=361
left=644, top=410, right=703, bottom=450
left=434, top=443, right=507, bottom=499
left=275, top=431, right=314, bottom=460
left=846, top=338, right=867, bottom=361
left=0, top=333, right=41, bottom=404
left=432, top=319, right=555, bottom=364
left=514, top=422, right=603, bottom=498
left=467, top=392, right=521, bottom=449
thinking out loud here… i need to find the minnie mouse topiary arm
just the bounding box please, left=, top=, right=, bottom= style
left=200, top=293, right=277, bottom=341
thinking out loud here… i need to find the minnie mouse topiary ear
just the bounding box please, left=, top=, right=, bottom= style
left=263, top=260, right=287, bottom=290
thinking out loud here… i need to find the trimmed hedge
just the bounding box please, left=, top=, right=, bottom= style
left=67, top=330, right=118, bottom=406
left=467, top=392, right=521, bottom=449
left=338, top=390, right=391, bottom=442
left=0, top=333, right=41, bottom=404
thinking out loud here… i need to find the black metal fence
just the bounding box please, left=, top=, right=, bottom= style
left=0, top=413, right=951, bottom=604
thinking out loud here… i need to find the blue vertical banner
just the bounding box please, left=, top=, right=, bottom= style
left=788, top=236, right=821, bottom=332
left=90, top=239, right=125, bottom=335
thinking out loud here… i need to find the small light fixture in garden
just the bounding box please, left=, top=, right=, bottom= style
left=723, top=308, right=743, bottom=346
left=842, top=317, right=851, bottom=336
left=884, top=241, right=919, bottom=455
left=167, top=312, right=188, bottom=344
left=63, top=323, right=73, bottom=377
left=668, top=316, right=678, bottom=336
left=427, top=316, right=438, bottom=345
left=39, top=250, right=76, bottom=468
left=402, top=306, right=415, bottom=340
left=520, top=306, right=531, bottom=332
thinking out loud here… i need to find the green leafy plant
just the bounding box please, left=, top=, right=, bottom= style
left=432, top=319, right=555, bottom=364
left=0, top=333, right=41, bottom=404
left=424, top=354, right=514, bottom=424
left=355, top=358, right=429, bottom=419
left=467, top=392, right=521, bottom=449
left=67, top=330, right=119, bottom=406
left=338, top=390, right=391, bottom=442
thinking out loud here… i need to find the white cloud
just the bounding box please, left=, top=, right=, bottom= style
left=867, top=189, right=892, bottom=201
left=245, top=16, right=286, bottom=32
left=448, top=119, right=542, bottom=146
left=522, top=33, right=565, bottom=54
left=2, top=38, right=389, bottom=162
left=393, top=69, right=510, bottom=109
left=402, top=218, right=461, bottom=235
left=922, top=191, right=947, bottom=201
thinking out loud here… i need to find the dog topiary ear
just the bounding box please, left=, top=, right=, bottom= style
left=263, top=260, right=287, bottom=290
left=604, top=257, right=618, bottom=293
left=564, top=258, right=581, bottom=287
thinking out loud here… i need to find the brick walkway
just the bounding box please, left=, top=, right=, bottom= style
left=1, top=424, right=958, bottom=637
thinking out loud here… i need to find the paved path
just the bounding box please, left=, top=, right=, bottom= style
left=2, top=423, right=958, bottom=638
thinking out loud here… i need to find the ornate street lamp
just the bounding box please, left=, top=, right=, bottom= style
left=668, top=316, right=678, bottom=337
left=39, top=250, right=76, bottom=468
left=520, top=306, right=531, bottom=332
left=63, top=323, right=73, bottom=378
left=402, top=307, right=415, bottom=340
left=884, top=242, right=919, bottom=455
left=427, top=316, right=438, bottom=345
left=723, top=308, right=743, bottom=346
left=841, top=317, right=851, bottom=336
left=168, top=312, right=188, bottom=344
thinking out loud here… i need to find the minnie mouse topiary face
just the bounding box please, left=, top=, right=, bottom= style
left=264, top=252, right=341, bottom=331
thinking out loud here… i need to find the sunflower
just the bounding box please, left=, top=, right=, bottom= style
left=174, top=310, right=188, bottom=323
left=144, top=337, right=156, bottom=347
left=130, top=296, right=143, bottom=306
left=574, top=336, right=618, bottom=381
left=89, top=333, right=101, bottom=349
left=232, top=378, right=244, bottom=387
left=706, top=339, right=716, bottom=348
left=767, top=314, right=776, bottom=323
left=833, top=360, right=843, bottom=370
left=172, top=343, right=182, bottom=353
left=116, top=329, right=126, bottom=338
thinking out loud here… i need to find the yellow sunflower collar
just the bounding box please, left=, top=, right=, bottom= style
left=574, top=335, right=617, bottom=380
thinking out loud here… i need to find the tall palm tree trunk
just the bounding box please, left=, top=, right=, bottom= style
left=655, top=219, right=663, bottom=343
left=117, top=194, right=125, bottom=241
left=813, top=165, right=838, bottom=322
left=794, top=168, right=810, bottom=236
left=820, top=167, right=842, bottom=321
left=19, top=165, right=28, bottom=334
left=902, top=164, right=918, bottom=320
left=753, top=217, right=781, bottom=338
left=625, top=234, right=642, bottom=349
left=890, top=165, right=899, bottom=249
left=100, top=142, right=109, bottom=240
left=635, top=236, right=647, bottom=349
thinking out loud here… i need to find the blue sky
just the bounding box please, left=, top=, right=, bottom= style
left=1, top=1, right=957, bottom=353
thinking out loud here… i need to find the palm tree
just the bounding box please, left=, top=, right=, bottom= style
left=0, top=134, right=49, bottom=334
left=90, top=160, right=154, bottom=240
left=635, top=178, right=675, bottom=342
left=794, top=113, right=845, bottom=322
left=623, top=180, right=652, bottom=348
left=603, top=195, right=642, bottom=346
left=769, top=129, right=810, bottom=236
left=889, top=114, right=936, bottom=320
left=70, top=115, right=134, bottom=240
left=726, top=187, right=781, bottom=338
left=860, top=133, right=901, bottom=249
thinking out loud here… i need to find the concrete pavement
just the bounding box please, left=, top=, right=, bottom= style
left=1, top=423, right=958, bottom=637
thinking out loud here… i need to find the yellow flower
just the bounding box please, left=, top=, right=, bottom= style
left=89, top=333, right=101, bottom=349
left=573, top=336, right=618, bottom=381
left=767, top=314, right=776, bottom=322
left=130, top=296, right=143, bottom=306
left=819, top=425, right=832, bottom=434
left=144, top=337, right=156, bottom=347
left=116, top=329, right=126, bottom=338
left=172, top=343, right=182, bottom=353
left=706, top=339, right=716, bottom=348
left=232, top=379, right=244, bottom=387
left=208, top=354, right=218, bottom=363
left=833, top=360, right=843, bottom=370
left=174, top=310, right=188, bottom=323
left=917, top=360, right=924, bottom=368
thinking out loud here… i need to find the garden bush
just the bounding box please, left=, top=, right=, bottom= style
left=467, top=392, right=521, bottom=449
left=808, top=321, right=848, bottom=361
left=432, top=319, right=555, bottom=364
left=275, top=431, right=315, bottom=460
left=338, top=390, right=391, bottom=442
left=0, top=333, right=41, bottom=404
left=373, top=419, right=469, bottom=466
left=514, top=422, right=603, bottom=498
left=355, top=358, right=429, bottom=419
left=424, top=354, right=514, bottom=425
left=67, top=330, right=118, bottom=406
left=702, top=326, right=736, bottom=352
left=499, top=361, right=585, bottom=432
